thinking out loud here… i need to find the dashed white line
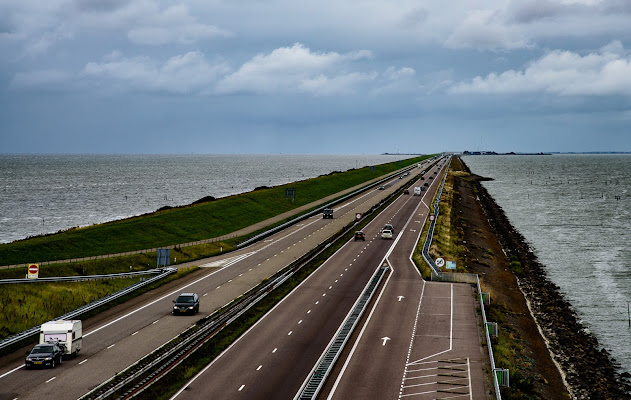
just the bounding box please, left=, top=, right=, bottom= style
left=288, top=331, right=293, bottom=336
left=272, top=348, right=278, bottom=353
left=257, top=365, right=262, bottom=371
left=307, top=310, right=312, bottom=314
left=152, top=320, right=159, bottom=324
left=238, top=384, right=245, bottom=391
left=79, top=359, right=88, bottom=365
left=46, top=377, right=56, bottom=383
left=107, top=344, right=115, bottom=349
left=131, top=331, right=138, bottom=336
left=298, top=320, right=303, bottom=324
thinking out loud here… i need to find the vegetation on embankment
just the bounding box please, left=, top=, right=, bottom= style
left=0, top=156, right=430, bottom=266
left=415, top=156, right=559, bottom=399
left=0, top=266, right=197, bottom=346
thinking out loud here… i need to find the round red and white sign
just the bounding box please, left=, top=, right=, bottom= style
left=28, top=264, right=39, bottom=274
left=429, top=215, right=435, bottom=221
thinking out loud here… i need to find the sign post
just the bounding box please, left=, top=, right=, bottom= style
left=27, top=264, right=39, bottom=279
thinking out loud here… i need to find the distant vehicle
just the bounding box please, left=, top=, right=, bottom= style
left=39, top=320, right=82, bottom=357
left=429, top=176, right=434, bottom=180
left=323, top=208, right=334, bottom=219
left=399, top=175, right=404, bottom=179
left=424, top=182, right=429, bottom=187
left=25, top=343, right=63, bottom=369
left=421, top=186, right=427, bottom=191
left=381, top=229, right=393, bottom=239
left=354, top=231, right=366, bottom=241
left=420, top=176, right=425, bottom=180
left=383, top=224, right=394, bottom=233
left=173, top=293, right=200, bottom=315
left=403, top=189, right=409, bottom=194
left=378, top=186, right=385, bottom=190
left=414, top=187, right=421, bottom=196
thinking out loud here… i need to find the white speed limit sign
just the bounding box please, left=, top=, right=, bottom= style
left=435, top=257, right=445, bottom=267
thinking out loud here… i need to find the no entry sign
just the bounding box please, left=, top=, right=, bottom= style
left=27, top=263, right=39, bottom=279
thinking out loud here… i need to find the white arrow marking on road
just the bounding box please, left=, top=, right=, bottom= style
left=381, top=337, right=391, bottom=346
left=398, top=296, right=404, bottom=302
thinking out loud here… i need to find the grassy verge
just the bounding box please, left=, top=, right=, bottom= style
left=0, top=266, right=198, bottom=354
left=1, top=156, right=431, bottom=265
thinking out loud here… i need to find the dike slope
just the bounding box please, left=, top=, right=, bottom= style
left=462, top=158, right=631, bottom=399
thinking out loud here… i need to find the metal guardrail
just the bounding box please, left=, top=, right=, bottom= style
left=0, top=268, right=176, bottom=352
left=0, top=268, right=168, bottom=285
left=295, top=265, right=390, bottom=400
left=420, top=155, right=503, bottom=399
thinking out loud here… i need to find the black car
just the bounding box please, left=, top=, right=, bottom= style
left=403, top=189, right=409, bottom=194
left=25, top=343, right=63, bottom=369
left=172, top=292, right=200, bottom=315
left=354, top=231, right=366, bottom=241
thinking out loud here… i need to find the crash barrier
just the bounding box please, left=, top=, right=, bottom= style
left=0, top=268, right=176, bottom=352
left=295, top=265, right=390, bottom=400
left=420, top=155, right=505, bottom=399
left=0, top=268, right=168, bottom=285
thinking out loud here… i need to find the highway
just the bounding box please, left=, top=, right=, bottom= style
left=167, top=156, right=487, bottom=400
left=0, top=158, right=442, bottom=400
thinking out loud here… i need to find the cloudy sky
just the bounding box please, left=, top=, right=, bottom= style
left=1, top=0, right=631, bottom=154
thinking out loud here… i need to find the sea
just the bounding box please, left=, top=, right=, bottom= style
left=0, top=154, right=411, bottom=245
left=464, top=154, right=631, bottom=376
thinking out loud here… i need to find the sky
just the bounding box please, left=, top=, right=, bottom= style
left=1, top=0, right=631, bottom=154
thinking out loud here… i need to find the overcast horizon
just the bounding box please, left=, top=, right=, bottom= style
left=2, top=0, right=631, bottom=155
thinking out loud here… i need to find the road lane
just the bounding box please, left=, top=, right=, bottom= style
left=170, top=162, right=448, bottom=400
left=0, top=159, right=444, bottom=400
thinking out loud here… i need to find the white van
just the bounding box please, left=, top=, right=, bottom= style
left=413, top=187, right=421, bottom=196
left=39, top=320, right=82, bottom=357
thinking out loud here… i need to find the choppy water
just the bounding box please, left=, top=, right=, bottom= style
left=464, top=154, right=631, bottom=375
left=0, top=154, right=410, bottom=244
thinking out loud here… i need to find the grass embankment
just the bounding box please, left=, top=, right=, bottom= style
left=0, top=156, right=429, bottom=266
left=0, top=266, right=197, bottom=347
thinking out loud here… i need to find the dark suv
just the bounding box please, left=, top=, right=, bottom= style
left=172, top=293, right=200, bottom=315
left=25, top=343, right=64, bottom=369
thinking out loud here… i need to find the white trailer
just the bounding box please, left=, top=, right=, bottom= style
left=39, top=320, right=82, bottom=357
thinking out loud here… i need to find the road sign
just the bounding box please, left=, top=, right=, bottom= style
left=429, top=215, right=435, bottom=221
left=355, top=213, right=362, bottom=220
left=27, top=264, right=39, bottom=279
left=435, top=258, right=445, bottom=267
left=446, top=261, right=456, bottom=270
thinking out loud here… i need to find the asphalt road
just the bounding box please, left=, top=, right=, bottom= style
left=0, top=158, right=441, bottom=400
left=168, top=158, right=486, bottom=400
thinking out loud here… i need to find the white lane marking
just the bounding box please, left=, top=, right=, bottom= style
left=0, top=365, right=24, bottom=378
left=381, top=337, right=391, bottom=346
left=307, top=310, right=312, bottom=314
left=329, top=286, right=332, bottom=290
left=199, top=251, right=255, bottom=268
left=79, top=359, right=88, bottom=365
left=315, top=301, right=319, bottom=304
left=298, top=320, right=303, bottom=324
left=203, top=293, right=209, bottom=297
left=257, top=365, right=262, bottom=371
left=131, top=331, right=138, bottom=336
left=238, top=384, right=245, bottom=391
left=152, top=320, right=159, bottom=324
left=216, top=286, right=221, bottom=289
left=46, top=377, right=56, bottom=383
left=107, top=344, right=115, bottom=349
left=272, top=348, right=277, bottom=353
left=322, top=293, right=326, bottom=297
left=288, top=331, right=293, bottom=336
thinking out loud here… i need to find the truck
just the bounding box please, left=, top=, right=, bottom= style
left=323, top=208, right=334, bottom=219
left=39, top=320, right=82, bottom=357
left=413, top=187, right=421, bottom=196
